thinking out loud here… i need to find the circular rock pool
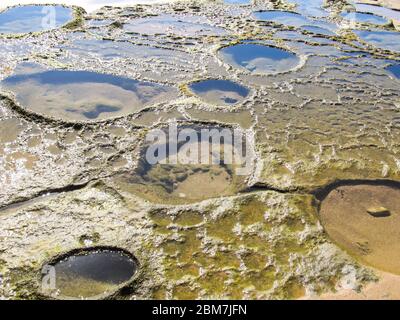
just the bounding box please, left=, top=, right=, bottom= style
left=1, top=63, right=178, bottom=122
left=188, top=79, right=250, bottom=106
left=42, top=247, right=138, bottom=299
left=219, top=43, right=301, bottom=75
left=0, top=5, right=74, bottom=34
left=319, top=182, right=400, bottom=275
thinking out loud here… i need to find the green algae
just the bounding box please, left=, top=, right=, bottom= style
left=172, top=284, right=200, bottom=300
left=0, top=0, right=393, bottom=301
left=238, top=199, right=268, bottom=226
left=174, top=210, right=204, bottom=227
left=146, top=191, right=371, bottom=299
left=207, top=213, right=238, bottom=242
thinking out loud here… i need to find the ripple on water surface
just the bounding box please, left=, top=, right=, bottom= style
left=220, top=43, right=301, bottom=75
left=0, top=63, right=178, bottom=122
left=43, top=248, right=138, bottom=299
left=0, top=5, right=73, bottom=34
left=188, top=79, right=250, bottom=106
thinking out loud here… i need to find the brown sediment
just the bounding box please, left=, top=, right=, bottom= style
left=319, top=181, right=400, bottom=275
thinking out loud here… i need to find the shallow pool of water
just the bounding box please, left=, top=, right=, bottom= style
left=319, top=183, right=400, bottom=275
left=62, top=38, right=192, bottom=63
left=113, top=124, right=250, bottom=204
left=386, top=64, right=400, bottom=79
left=254, top=9, right=337, bottom=32
left=286, top=0, right=329, bottom=18
left=341, top=11, right=389, bottom=25
left=353, top=3, right=400, bottom=21
left=354, top=30, right=400, bottom=53
left=44, top=248, right=137, bottom=298
left=1, top=63, right=178, bottom=122
left=124, top=14, right=226, bottom=36
left=254, top=10, right=309, bottom=28
left=188, top=79, right=250, bottom=106
left=0, top=1, right=173, bottom=12
left=0, top=5, right=73, bottom=34
left=220, top=43, right=301, bottom=74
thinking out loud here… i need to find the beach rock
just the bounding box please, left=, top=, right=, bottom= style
left=367, top=207, right=391, bottom=217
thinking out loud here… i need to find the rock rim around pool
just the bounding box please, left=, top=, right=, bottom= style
left=109, top=122, right=257, bottom=205
left=186, top=79, right=251, bottom=107
left=0, top=63, right=179, bottom=123
left=39, top=246, right=140, bottom=300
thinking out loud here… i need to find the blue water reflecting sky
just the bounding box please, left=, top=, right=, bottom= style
left=0, top=5, right=72, bottom=34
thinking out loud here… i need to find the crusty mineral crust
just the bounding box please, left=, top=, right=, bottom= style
left=0, top=0, right=399, bottom=299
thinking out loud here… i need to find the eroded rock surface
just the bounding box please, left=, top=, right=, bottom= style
left=0, top=0, right=399, bottom=299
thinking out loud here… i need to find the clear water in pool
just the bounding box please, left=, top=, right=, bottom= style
left=1, top=63, right=178, bottom=121
left=386, top=64, right=400, bottom=79
left=0, top=5, right=73, bottom=34
left=220, top=43, right=301, bottom=74
left=123, top=14, right=226, bottom=37
left=45, top=249, right=137, bottom=298
left=189, top=79, right=250, bottom=106
left=354, top=30, right=400, bottom=53
left=341, top=11, right=389, bottom=25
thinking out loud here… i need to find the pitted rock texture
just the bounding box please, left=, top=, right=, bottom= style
left=0, top=0, right=399, bottom=299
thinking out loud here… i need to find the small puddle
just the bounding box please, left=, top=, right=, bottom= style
left=254, top=10, right=309, bottom=28
left=286, top=0, right=329, bottom=18
left=124, top=14, right=226, bottom=37
left=188, top=79, right=250, bottom=106
left=354, top=30, right=400, bottom=53
left=42, top=248, right=138, bottom=299
left=1, top=63, right=178, bottom=122
left=61, top=39, right=191, bottom=63
left=0, top=5, right=73, bottom=34
left=386, top=64, right=400, bottom=79
left=254, top=10, right=337, bottom=32
left=341, top=11, right=389, bottom=25
left=219, top=43, right=301, bottom=75
left=319, top=182, right=400, bottom=275
left=113, top=124, right=252, bottom=204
